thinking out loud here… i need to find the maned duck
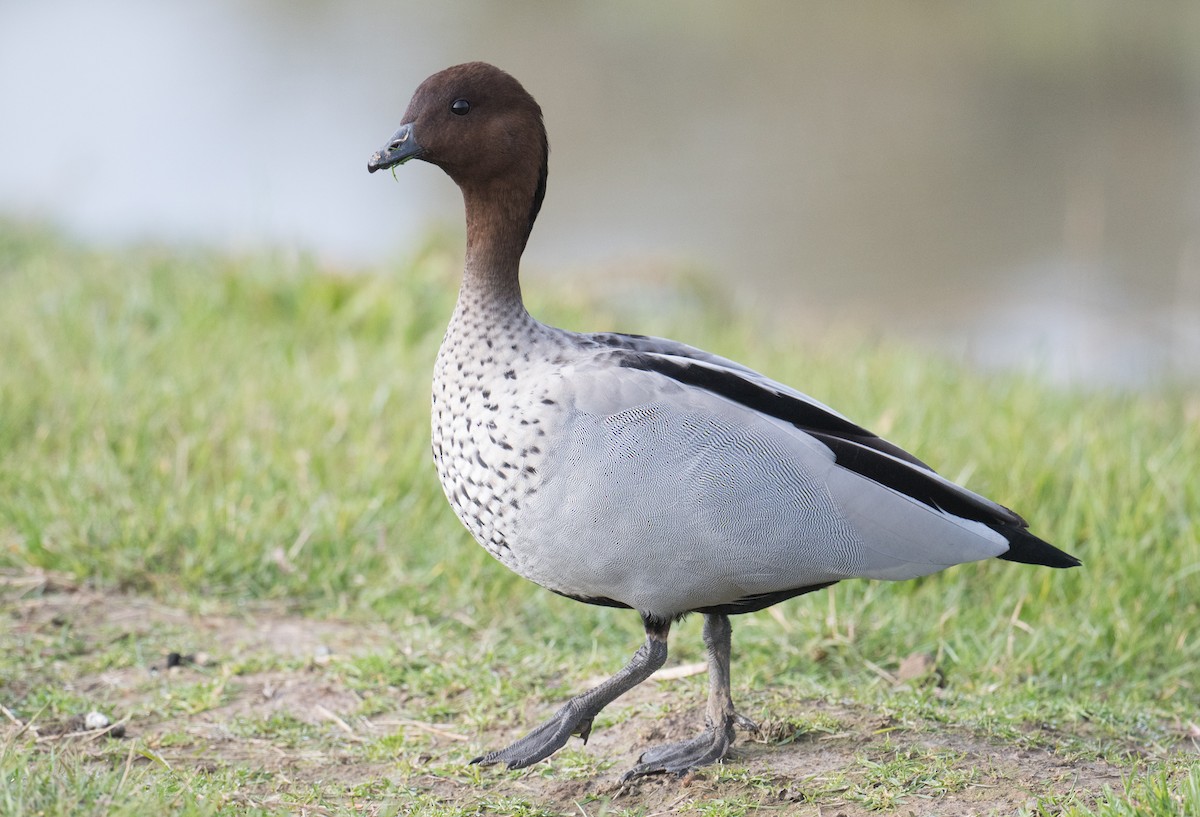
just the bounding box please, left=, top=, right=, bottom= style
left=367, top=61, right=1080, bottom=779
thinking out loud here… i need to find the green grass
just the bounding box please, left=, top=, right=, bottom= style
left=1, top=221, right=1198, bottom=815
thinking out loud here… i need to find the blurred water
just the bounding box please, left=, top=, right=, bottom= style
left=2, top=1, right=1198, bottom=387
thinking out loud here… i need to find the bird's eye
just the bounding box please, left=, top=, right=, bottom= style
left=450, top=98, right=471, bottom=116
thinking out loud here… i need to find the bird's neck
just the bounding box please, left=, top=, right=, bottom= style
left=458, top=177, right=535, bottom=317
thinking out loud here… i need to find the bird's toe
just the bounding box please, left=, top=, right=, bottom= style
left=622, top=725, right=734, bottom=780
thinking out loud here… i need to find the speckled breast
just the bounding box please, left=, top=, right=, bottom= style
left=429, top=308, right=563, bottom=575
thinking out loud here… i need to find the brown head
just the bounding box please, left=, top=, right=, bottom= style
left=369, top=62, right=549, bottom=255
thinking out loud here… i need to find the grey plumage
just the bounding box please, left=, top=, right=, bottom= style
left=434, top=318, right=1057, bottom=616
left=368, top=61, right=1079, bottom=778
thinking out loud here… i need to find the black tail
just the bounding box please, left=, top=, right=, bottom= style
left=995, top=526, right=1081, bottom=568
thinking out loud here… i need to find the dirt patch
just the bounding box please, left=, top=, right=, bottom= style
left=448, top=701, right=1126, bottom=816
left=0, top=571, right=1176, bottom=815
left=4, top=571, right=383, bottom=728
left=5, top=570, right=389, bottom=662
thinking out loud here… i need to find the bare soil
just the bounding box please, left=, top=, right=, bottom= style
left=3, top=572, right=1175, bottom=815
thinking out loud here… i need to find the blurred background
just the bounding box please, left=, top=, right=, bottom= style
left=3, top=0, right=1198, bottom=387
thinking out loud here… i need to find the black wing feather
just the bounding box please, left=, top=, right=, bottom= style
left=619, top=353, right=932, bottom=469
left=618, top=352, right=1081, bottom=570
left=618, top=352, right=979, bottom=509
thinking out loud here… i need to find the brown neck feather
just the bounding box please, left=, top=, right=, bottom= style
left=458, top=152, right=546, bottom=314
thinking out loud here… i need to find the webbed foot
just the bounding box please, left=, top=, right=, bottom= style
left=622, top=712, right=757, bottom=779
left=472, top=699, right=597, bottom=769
left=471, top=616, right=670, bottom=770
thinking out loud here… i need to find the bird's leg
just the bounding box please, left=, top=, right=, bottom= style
left=472, top=615, right=670, bottom=770
left=623, top=613, right=756, bottom=779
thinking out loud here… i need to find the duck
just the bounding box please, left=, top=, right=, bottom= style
left=367, top=61, right=1080, bottom=779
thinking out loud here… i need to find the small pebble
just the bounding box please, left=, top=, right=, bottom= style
left=84, top=711, right=110, bottom=730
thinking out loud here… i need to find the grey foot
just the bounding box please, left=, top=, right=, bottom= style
left=472, top=699, right=595, bottom=769
left=622, top=713, right=758, bottom=779
left=472, top=618, right=671, bottom=770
